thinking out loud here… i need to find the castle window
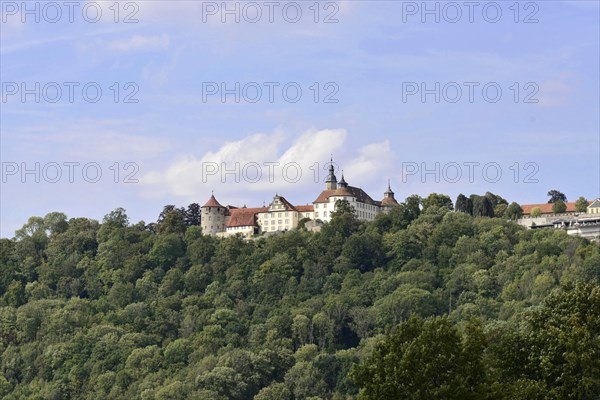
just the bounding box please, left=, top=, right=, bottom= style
left=324, top=211, right=328, bottom=218
left=315, top=212, right=319, bottom=217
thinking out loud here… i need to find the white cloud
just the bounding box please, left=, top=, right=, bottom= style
left=140, top=128, right=349, bottom=199
left=345, top=140, right=395, bottom=185
left=537, top=75, right=573, bottom=107
left=139, top=128, right=399, bottom=208
left=108, top=34, right=169, bottom=52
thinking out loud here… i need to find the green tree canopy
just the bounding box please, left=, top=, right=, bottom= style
left=575, top=196, right=589, bottom=212
left=552, top=200, right=567, bottom=214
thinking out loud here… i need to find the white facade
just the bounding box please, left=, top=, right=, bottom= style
left=314, top=196, right=380, bottom=222
left=257, top=195, right=301, bottom=232
left=201, top=161, right=398, bottom=237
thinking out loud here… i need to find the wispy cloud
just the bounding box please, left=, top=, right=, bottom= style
left=108, top=33, right=169, bottom=52
left=8, top=119, right=172, bottom=160
left=140, top=127, right=398, bottom=207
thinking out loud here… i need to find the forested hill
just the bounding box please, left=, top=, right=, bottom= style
left=1, top=197, right=599, bottom=399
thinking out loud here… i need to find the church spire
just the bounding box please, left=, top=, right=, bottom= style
left=339, top=170, right=348, bottom=188
left=384, top=179, right=395, bottom=199
left=325, top=156, right=337, bottom=190
left=385, top=179, right=393, bottom=195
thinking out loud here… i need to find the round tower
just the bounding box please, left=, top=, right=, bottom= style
left=201, top=193, right=227, bottom=235
left=381, top=180, right=399, bottom=211
left=325, top=158, right=338, bottom=190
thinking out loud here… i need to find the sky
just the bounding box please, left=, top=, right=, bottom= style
left=1, top=0, right=599, bottom=237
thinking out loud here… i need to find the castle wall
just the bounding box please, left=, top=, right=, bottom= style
left=201, top=206, right=226, bottom=236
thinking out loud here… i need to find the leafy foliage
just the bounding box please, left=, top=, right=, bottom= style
left=575, top=196, right=589, bottom=213
left=552, top=200, right=567, bottom=214
left=547, top=190, right=567, bottom=203
left=0, top=202, right=598, bottom=399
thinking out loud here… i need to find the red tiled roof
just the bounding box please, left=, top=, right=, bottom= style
left=226, top=207, right=268, bottom=227
left=521, top=202, right=578, bottom=215
left=381, top=196, right=399, bottom=206
left=313, top=190, right=336, bottom=203
left=202, top=195, right=224, bottom=208
left=313, top=186, right=378, bottom=205
left=277, top=196, right=298, bottom=211
left=295, top=205, right=314, bottom=212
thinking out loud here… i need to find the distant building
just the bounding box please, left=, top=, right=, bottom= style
left=588, top=198, right=600, bottom=214
left=200, top=193, right=230, bottom=236
left=517, top=199, right=600, bottom=241
left=200, top=159, right=399, bottom=237
left=520, top=202, right=579, bottom=217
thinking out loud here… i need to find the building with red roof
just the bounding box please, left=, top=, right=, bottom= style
left=200, top=159, right=399, bottom=237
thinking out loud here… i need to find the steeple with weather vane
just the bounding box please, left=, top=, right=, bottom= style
left=325, top=156, right=338, bottom=190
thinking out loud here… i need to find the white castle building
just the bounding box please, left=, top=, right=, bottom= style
left=201, top=161, right=399, bottom=237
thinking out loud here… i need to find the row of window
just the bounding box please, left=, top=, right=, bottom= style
left=263, top=219, right=289, bottom=225
left=358, top=202, right=377, bottom=211
left=227, top=226, right=251, bottom=231
left=358, top=211, right=374, bottom=219
left=263, top=212, right=290, bottom=218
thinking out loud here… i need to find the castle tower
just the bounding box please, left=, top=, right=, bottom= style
left=338, top=171, right=348, bottom=188
left=201, top=192, right=227, bottom=235
left=380, top=180, right=399, bottom=211
left=325, top=158, right=338, bottom=190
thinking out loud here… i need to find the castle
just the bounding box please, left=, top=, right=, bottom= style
left=200, top=160, right=399, bottom=237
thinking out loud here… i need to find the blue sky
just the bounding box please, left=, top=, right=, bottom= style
left=1, top=0, right=599, bottom=237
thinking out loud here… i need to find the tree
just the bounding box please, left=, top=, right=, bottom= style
left=186, top=203, right=201, bottom=226
left=254, top=382, right=292, bottom=400
left=195, top=366, right=248, bottom=399
left=552, top=200, right=567, bottom=214
left=422, top=193, right=453, bottom=212
left=297, top=218, right=311, bottom=230
left=332, top=199, right=356, bottom=218
left=325, top=200, right=360, bottom=238
left=352, top=316, right=488, bottom=400
left=43, top=212, right=68, bottom=235
left=341, top=232, right=385, bottom=272
left=14, top=216, right=47, bottom=240
left=505, top=202, right=523, bottom=220
left=404, top=195, right=422, bottom=221
left=284, top=361, right=328, bottom=399
left=484, top=192, right=508, bottom=209
left=471, top=195, right=494, bottom=217
left=491, top=283, right=600, bottom=399
left=575, top=196, right=589, bottom=212
left=3, top=201, right=599, bottom=399
left=547, top=190, right=567, bottom=203
left=494, top=204, right=508, bottom=218
left=102, top=208, right=129, bottom=228
left=531, top=207, right=542, bottom=217
left=157, top=210, right=187, bottom=235
left=455, top=194, right=473, bottom=215
left=158, top=205, right=177, bottom=223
